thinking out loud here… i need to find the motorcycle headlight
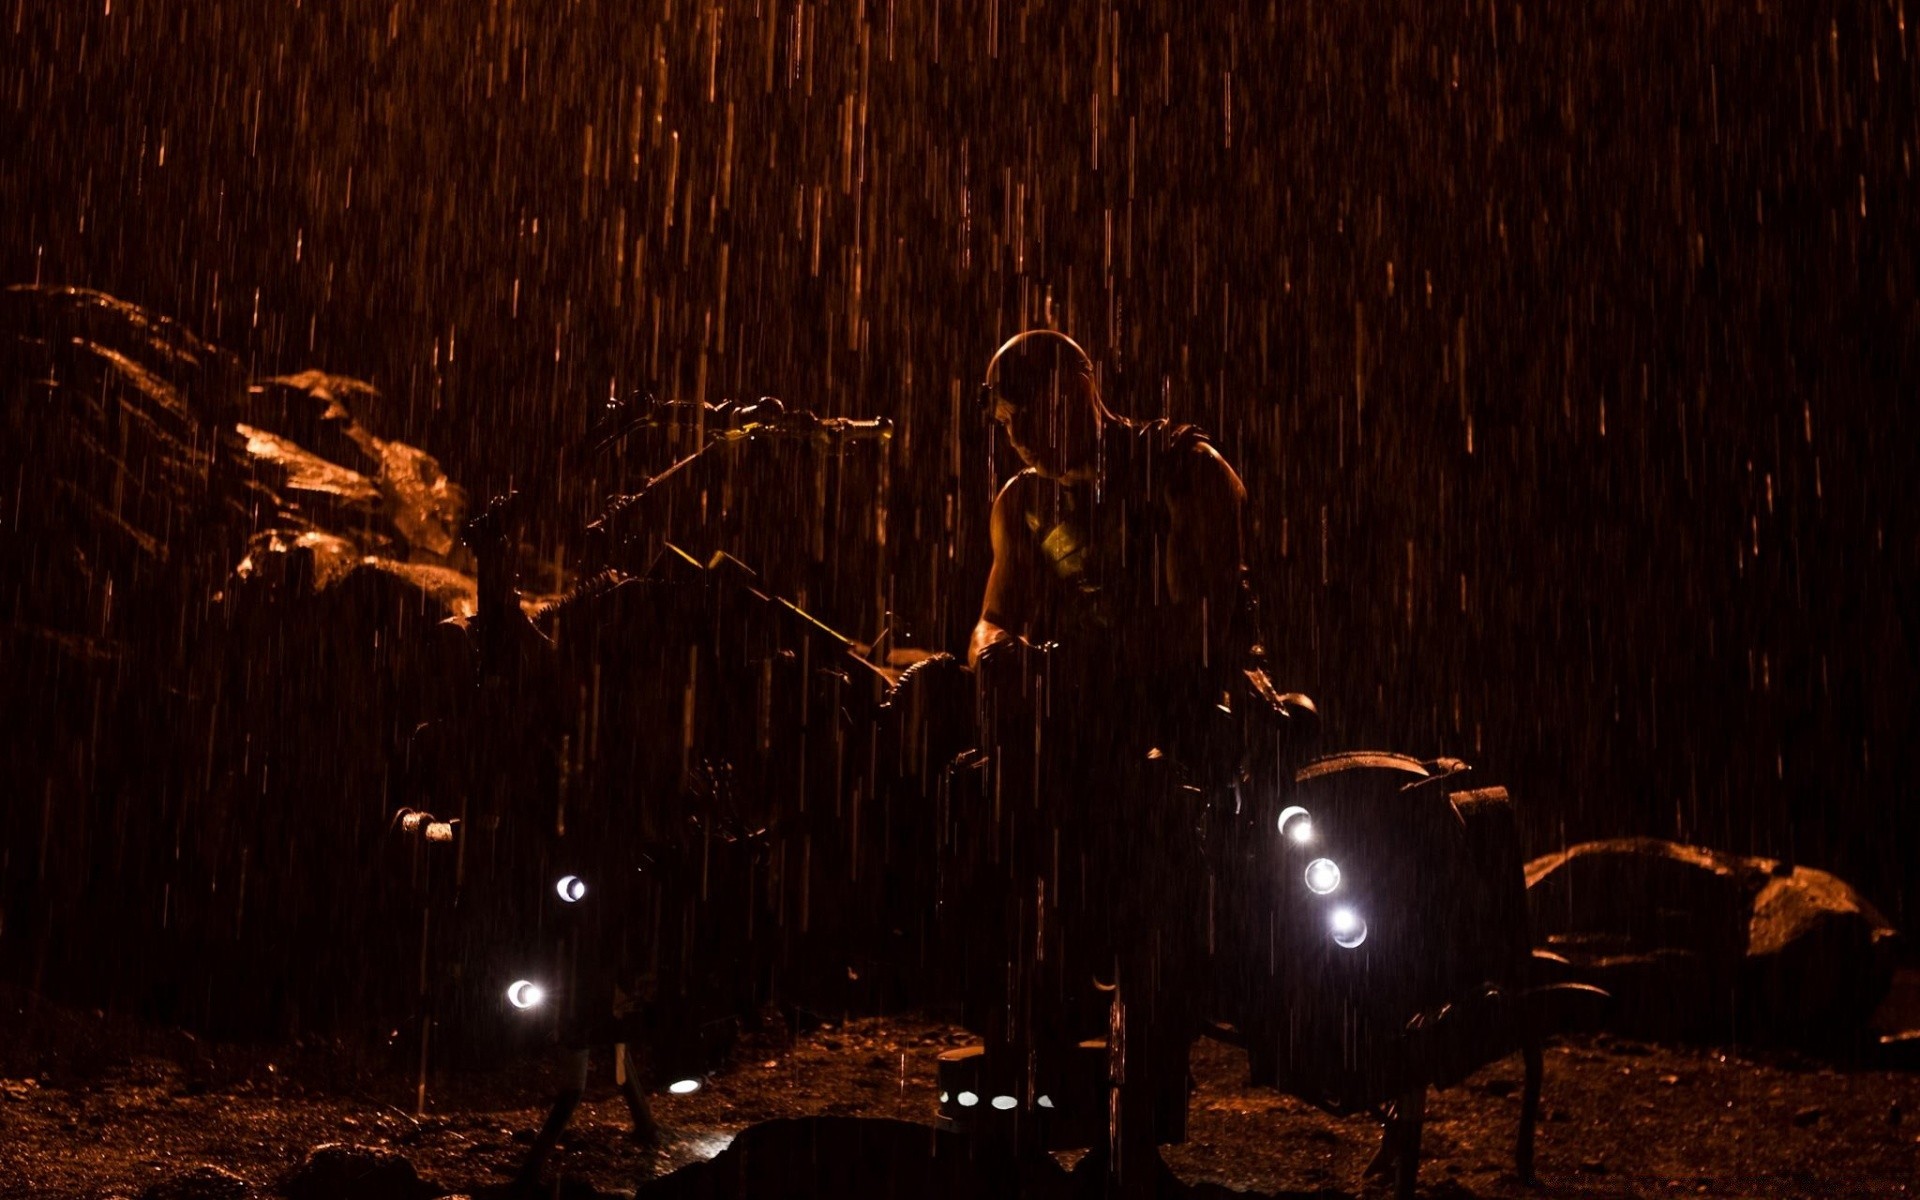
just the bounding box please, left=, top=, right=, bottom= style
left=1304, top=858, right=1341, bottom=895
left=555, top=875, right=587, bottom=903
left=1329, top=907, right=1368, bottom=949
left=506, top=979, right=546, bottom=1010
left=1277, top=805, right=1313, bottom=844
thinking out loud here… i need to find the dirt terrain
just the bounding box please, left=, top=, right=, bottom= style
left=2, top=982, right=1916, bottom=1200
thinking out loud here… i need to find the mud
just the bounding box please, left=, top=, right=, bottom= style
left=3, top=985, right=1914, bottom=1199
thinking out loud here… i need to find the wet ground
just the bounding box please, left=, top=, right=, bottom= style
left=3, top=985, right=1916, bottom=1199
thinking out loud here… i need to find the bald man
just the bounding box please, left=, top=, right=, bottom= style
left=971, top=330, right=1249, bottom=722
left=964, top=330, right=1255, bottom=1187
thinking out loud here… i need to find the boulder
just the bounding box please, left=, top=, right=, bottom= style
left=281, top=1144, right=435, bottom=1200
left=0, top=285, right=493, bottom=1037
left=1525, top=839, right=1900, bottom=1047
left=1744, top=864, right=1901, bottom=1044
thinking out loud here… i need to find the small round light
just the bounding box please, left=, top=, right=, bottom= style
left=506, top=979, right=545, bottom=1010
left=668, top=1078, right=703, bottom=1095
left=991, top=1095, right=1017, bottom=1111
left=1278, top=805, right=1313, bottom=844
left=1305, top=858, right=1341, bottom=895
left=939, top=1091, right=950, bottom=1104
left=1330, top=907, right=1368, bottom=949
left=555, top=875, right=587, bottom=903
left=1037, top=1095, right=1055, bottom=1109
left=957, top=1091, right=979, bottom=1107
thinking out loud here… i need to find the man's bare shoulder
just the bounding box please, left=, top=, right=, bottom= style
left=1173, top=437, right=1246, bottom=506
left=993, top=468, right=1052, bottom=507
left=989, top=469, right=1054, bottom=548
left=991, top=469, right=1057, bottom=521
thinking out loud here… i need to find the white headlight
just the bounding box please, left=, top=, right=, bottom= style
left=506, top=979, right=546, bottom=1010
left=1277, top=805, right=1313, bottom=844
left=555, top=875, right=587, bottom=903
left=957, top=1091, right=979, bottom=1107
left=991, top=1095, right=1017, bottom=1111
left=1329, top=907, right=1368, bottom=949
left=1305, top=858, right=1341, bottom=895
left=668, top=1078, right=703, bottom=1095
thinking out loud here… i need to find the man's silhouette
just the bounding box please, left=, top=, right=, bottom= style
left=971, top=330, right=1248, bottom=705
left=968, top=329, right=1253, bottom=1193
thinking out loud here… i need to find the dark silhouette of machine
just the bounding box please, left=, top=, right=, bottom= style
left=444, top=395, right=1594, bottom=1199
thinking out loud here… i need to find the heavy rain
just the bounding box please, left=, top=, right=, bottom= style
left=2, top=1, right=1917, bottom=1197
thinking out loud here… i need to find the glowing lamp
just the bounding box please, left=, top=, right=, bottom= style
left=1329, top=907, right=1368, bottom=949
left=1305, top=858, right=1341, bottom=895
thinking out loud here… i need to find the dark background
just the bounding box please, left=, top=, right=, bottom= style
left=5, top=0, right=1916, bottom=920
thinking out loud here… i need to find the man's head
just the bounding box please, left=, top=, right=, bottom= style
left=981, top=330, right=1109, bottom=481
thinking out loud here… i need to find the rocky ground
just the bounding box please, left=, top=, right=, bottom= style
left=2, top=984, right=1916, bottom=1200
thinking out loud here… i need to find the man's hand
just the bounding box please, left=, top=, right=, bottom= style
left=971, top=620, right=1055, bottom=691
left=971, top=626, right=1053, bottom=679
left=968, top=619, right=1018, bottom=671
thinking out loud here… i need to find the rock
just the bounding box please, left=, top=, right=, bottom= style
left=1526, top=839, right=1900, bottom=1047
left=1878, top=1030, right=1920, bottom=1069
left=281, top=1144, right=434, bottom=1200
left=138, top=1166, right=254, bottom=1200
left=0, top=285, right=484, bottom=1041
left=238, top=370, right=470, bottom=565
left=1526, top=839, right=1755, bottom=1039
left=1743, top=866, right=1900, bottom=1045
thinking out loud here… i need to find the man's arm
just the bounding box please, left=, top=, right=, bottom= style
left=968, top=473, right=1038, bottom=668
left=1165, top=443, right=1248, bottom=669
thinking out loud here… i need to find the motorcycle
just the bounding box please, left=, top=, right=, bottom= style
left=438, top=395, right=1584, bottom=1199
